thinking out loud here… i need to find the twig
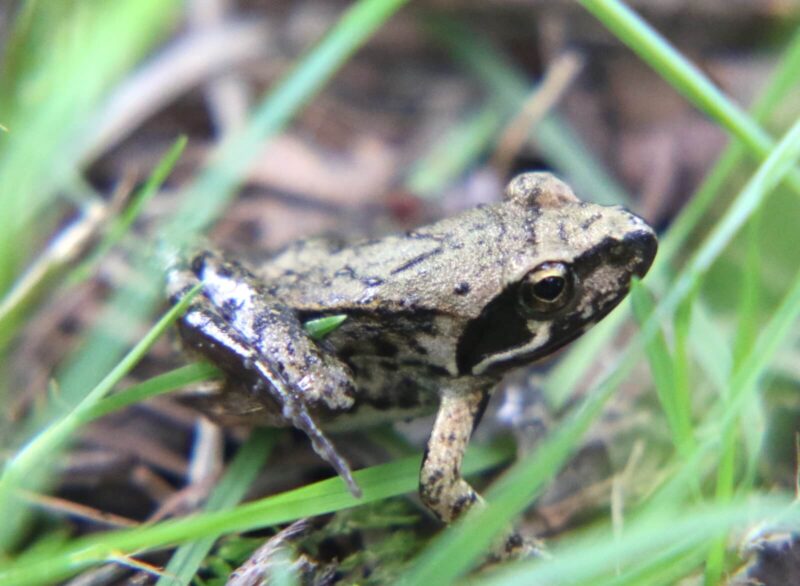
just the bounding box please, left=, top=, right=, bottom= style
left=83, top=20, right=270, bottom=160
left=491, top=51, right=584, bottom=178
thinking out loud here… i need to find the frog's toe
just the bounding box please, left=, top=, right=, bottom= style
left=488, top=531, right=548, bottom=562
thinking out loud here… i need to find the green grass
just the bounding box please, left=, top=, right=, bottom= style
left=1, top=0, right=800, bottom=584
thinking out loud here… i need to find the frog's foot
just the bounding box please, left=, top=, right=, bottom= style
left=167, top=259, right=362, bottom=498
left=486, top=530, right=547, bottom=563
left=228, top=519, right=336, bottom=585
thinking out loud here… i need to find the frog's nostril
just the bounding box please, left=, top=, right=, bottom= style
left=624, top=229, right=658, bottom=278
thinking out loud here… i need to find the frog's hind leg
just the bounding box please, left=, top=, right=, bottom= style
left=247, top=355, right=362, bottom=497
left=168, top=258, right=362, bottom=498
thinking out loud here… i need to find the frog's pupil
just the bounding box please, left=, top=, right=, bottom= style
left=533, top=276, right=564, bottom=301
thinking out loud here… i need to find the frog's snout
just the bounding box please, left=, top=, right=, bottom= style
left=623, top=227, right=658, bottom=279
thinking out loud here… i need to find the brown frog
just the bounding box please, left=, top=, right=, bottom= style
left=167, top=172, right=657, bottom=551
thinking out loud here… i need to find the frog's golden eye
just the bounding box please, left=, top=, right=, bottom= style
left=518, top=262, right=574, bottom=315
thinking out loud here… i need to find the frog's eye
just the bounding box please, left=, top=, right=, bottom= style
left=518, top=262, right=574, bottom=315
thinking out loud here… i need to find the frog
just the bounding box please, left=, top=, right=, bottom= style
left=166, top=171, right=657, bottom=554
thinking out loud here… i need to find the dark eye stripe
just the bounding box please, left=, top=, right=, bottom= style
left=455, top=284, right=532, bottom=375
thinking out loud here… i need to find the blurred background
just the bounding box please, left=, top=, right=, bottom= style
left=2, top=1, right=800, bottom=584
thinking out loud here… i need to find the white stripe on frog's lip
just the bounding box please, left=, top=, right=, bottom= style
left=470, top=322, right=551, bottom=377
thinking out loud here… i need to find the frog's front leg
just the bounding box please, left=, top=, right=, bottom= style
left=168, top=251, right=361, bottom=496
left=420, top=389, right=489, bottom=522
left=420, top=387, right=536, bottom=559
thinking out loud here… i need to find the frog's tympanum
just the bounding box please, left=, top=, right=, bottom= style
left=167, top=172, right=657, bottom=554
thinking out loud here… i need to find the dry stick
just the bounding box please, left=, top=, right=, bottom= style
left=491, top=51, right=584, bottom=178
left=0, top=202, right=107, bottom=324
left=188, top=0, right=251, bottom=134
left=83, top=20, right=270, bottom=160
left=20, top=491, right=140, bottom=529
left=228, top=519, right=312, bottom=586
left=187, top=418, right=224, bottom=489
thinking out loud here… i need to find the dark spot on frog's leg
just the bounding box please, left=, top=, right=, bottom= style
left=454, top=282, right=471, bottom=295
left=451, top=493, right=478, bottom=518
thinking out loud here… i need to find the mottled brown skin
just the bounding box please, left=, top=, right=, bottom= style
left=167, top=172, right=657, bottom=550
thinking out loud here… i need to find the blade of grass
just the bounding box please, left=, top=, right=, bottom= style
left=704, top=424, right=737, bottom=585
left=71, top=136, right=189, bottom=283
left=579, top=0, right=800, bottom=195
left=421, top=13, right=633, bottom=207
left=630, top=280, right=694, bottom=456
left=0, top=0, right=181, bottom=290
left=657, top=115, right=800, bottom=324
left=405, top=99, right=507, bottom=199
left=157, top=428, right=276, bottom=586
left=304, top=314, right=348, bottom=340
left=657, top=24, right=800, bottom=265
left=0, top=283, right=202, bottom=553
left=642, top=255, right=800, bottom=517
left=81, top=362, right=221, bottom=423
left=705, top=213, right=766, bottom=584
left=688, top=302, right=732, bottom=394
left=0, top=442, right=511, bottom=586
left=594, top=543, right=708, bottom=586
left=639, top=118, right=800, bottom=518
left=663, top=265, right=800, bottom=583
left=475, top=497, right=797, bottom=586
left=671, top=287, right=697, bottom=449
left=12, top=133, right=190, bottom=422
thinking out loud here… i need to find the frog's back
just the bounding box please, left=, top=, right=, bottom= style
left=260, top=203, right=517, bottom=319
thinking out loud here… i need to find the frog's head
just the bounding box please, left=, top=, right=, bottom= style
left=458, top=172, right=657, bottom=377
